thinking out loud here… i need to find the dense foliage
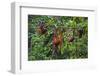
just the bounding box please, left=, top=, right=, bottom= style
left=28, top=15, right=88, bottom=60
